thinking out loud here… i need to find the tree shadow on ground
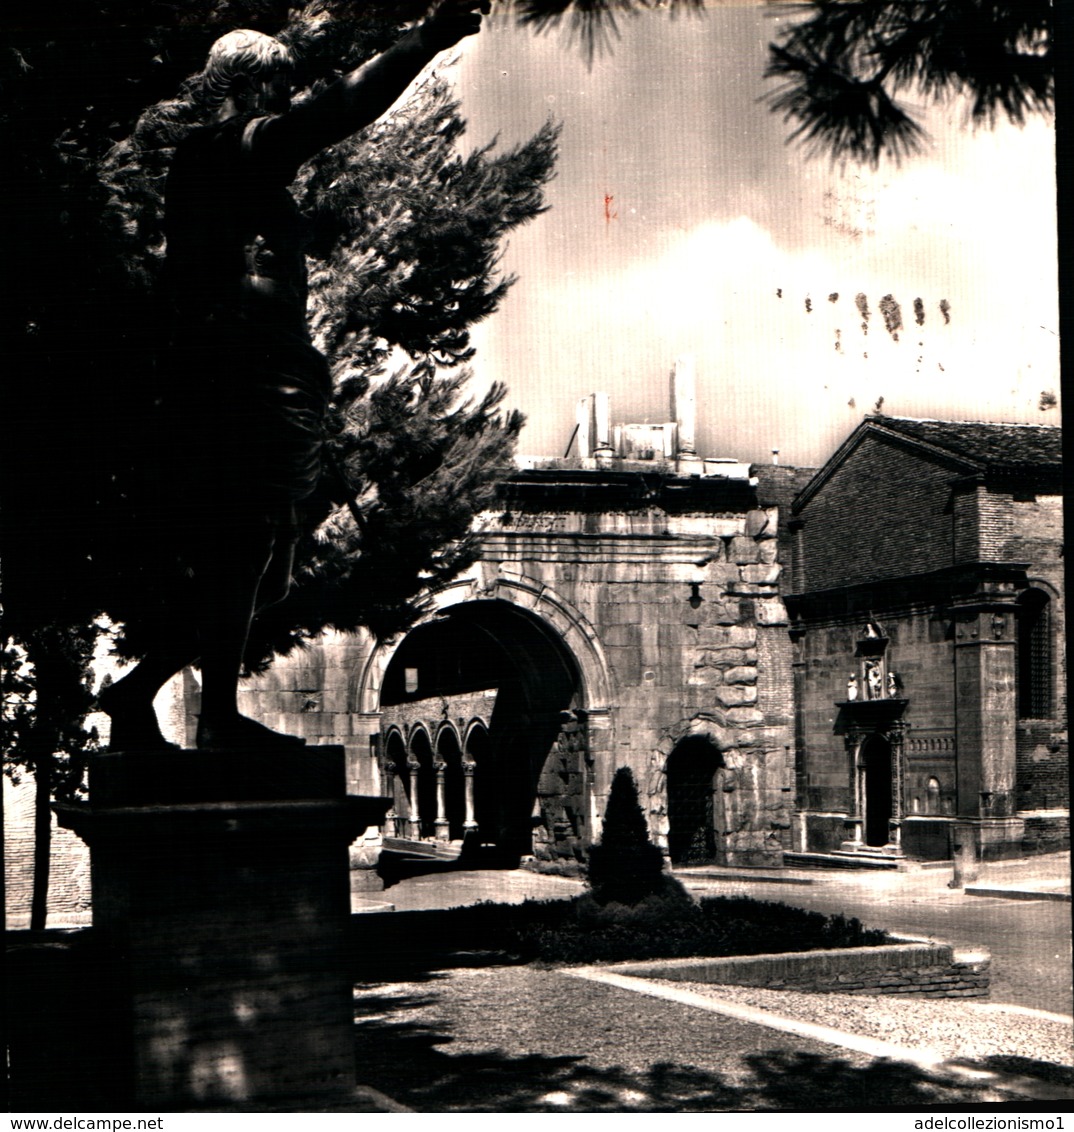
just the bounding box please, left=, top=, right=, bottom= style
left=352, top=981, right=1060, bottom=1112
left=951, top=1055, right=1074, bottom=1091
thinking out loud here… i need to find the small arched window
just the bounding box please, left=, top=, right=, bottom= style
left=1017, top=588, right=1053, bottom=719
left=925, top=777, right=941, bottom=815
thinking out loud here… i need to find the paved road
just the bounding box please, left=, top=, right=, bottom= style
left=679, top=872, right=1073, bottom=1015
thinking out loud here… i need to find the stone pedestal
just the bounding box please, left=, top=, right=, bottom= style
left=949, top=821, right=979, bottom=888
left=55, top=746, right=389, bottom=1110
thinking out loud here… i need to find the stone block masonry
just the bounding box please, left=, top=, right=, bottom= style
left=235, top=468, right=799, bottom=867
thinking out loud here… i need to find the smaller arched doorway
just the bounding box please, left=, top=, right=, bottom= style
left=862, top=735, right=893, bottom=848
left=666, top=736, right=726, bottom=865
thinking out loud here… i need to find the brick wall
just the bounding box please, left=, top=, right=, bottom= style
left=612, top=942, right=990, bottom=999
left=792, top=428, right=1066, bottom=858
left=380, top=691, right=495, bottom=740
left=798, top=434, right=959, bottom=592
left=1007, top=492, right=1066, bottom=813
left=1016, top=721, right=1069, bottom=812
left=1021, top=812, right=1070, bottom=855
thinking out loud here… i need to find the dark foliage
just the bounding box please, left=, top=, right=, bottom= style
left=586, top=766, right=667, bottom=906
left=766, top=1, right=1053, bottom=165
left=507, top=0, right=704, bottom=63
left=3, top=3, right=557, bottom=668
left=1, top=1, right=556, bottom=917
left=503, top=894, right=889, bottom=965
left=349, top=893, right=891, bottom=976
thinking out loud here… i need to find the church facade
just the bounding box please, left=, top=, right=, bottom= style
left=786, top=416, right=1066, bottom=862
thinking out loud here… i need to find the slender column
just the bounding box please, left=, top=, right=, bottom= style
left=593, top=391, right=614, bottom=463
left=888, top=725, right=906, bottom=849
left=462, top=757, right=478, bottom=833
left=434, top=756, right=449, bottom=841
left=383, top=759, right=399, bottom=837
left=407, top=754, right=422, bottom=838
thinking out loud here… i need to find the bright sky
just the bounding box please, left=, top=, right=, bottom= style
left=447, top=4, right=1059, bottom=468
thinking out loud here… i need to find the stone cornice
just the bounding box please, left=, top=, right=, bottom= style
left=786, top=562, right=1032, bottom=624
left=497, top=468, right=758, bottom=513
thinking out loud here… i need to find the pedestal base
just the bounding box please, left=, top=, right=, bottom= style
left=946, top=816, right=1026, bottom=871
left=54, top=746, right=390, bottom=1110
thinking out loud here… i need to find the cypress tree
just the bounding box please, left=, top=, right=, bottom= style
left=586, top=767, right=667, bottom=906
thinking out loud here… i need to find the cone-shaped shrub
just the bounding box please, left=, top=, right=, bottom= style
left=586, top=767, right=667, bottom=905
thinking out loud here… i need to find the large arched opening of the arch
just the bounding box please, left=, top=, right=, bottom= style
left=373, top=591, right=608, bottom=863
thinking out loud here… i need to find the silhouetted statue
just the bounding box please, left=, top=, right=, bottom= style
left=100, top=1, right=489, bottom=752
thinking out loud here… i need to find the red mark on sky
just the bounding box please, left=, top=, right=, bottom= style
left=604, top=192, right=618, bottom=224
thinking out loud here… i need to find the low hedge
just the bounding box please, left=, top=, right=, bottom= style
left=352, top=891, right=891, bottom=973
left=501, top=891, right=890, bottom=966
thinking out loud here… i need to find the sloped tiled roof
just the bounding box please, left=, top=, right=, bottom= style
left=876, top=416, right=1062, bottom=470
left=793, top=415, right=1063, bottom=512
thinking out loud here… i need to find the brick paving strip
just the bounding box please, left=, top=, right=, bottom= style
left=565, top=967, right=1074, bottom=1104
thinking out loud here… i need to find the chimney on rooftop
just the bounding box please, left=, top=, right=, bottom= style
left=671, top=355, right=703, bottom=474
left=593, top=391, right=614, bottom=465
left=575, top=395, right=594, bottom=459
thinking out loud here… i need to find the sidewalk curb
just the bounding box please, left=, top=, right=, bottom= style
left=581, top=936, right=991, bottom=999
left=964, top=885, right=1071, bottom=903
left=674, top=870, right=815, bottom=885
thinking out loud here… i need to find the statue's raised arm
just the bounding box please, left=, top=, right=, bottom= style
left=236, top=0, right=490, bottom=176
